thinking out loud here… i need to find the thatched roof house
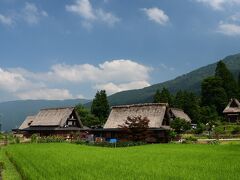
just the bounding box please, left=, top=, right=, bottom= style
left=104, top=103, right=170, bottom=129
left=17, top=107, right=85, bottom=137
left=169, top=108, right=191, bottom=122
left=223, top=98, right=240, bottom=122
left=91, top=103, right=191, bottom=143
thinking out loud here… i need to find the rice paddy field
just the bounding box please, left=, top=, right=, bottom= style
left=1, top=143, right=240, bottom=180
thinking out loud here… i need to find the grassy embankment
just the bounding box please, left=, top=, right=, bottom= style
left=1, top=143, right=240, bottom=180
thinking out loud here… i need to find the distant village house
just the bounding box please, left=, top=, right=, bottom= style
left=223, top=98, right=240, bottom=122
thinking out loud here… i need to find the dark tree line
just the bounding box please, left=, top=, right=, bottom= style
left=153, top=60, right=240, bottom=125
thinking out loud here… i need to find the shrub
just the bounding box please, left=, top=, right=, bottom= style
left=208, top=140, right=220, bottom=145
left=185, top=136, right=197, bottom=142
left=31, top=134, right=38, bottom=143
left=231, top=126, right=240, bottom=134
left=15, top=137, right=20, bottom=144
left=194, top=124, right=205, bottom=134
left=86, top=141, right=146, bottom=148
left=37, top=136, right=65, bottom=143
left=170, top=118, right=191, bottom=134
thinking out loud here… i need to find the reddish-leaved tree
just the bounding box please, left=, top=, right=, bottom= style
left=119, top=116, right=150, bottom=142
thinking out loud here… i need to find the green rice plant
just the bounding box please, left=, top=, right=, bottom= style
left=3, top=143, right=240, bottom=180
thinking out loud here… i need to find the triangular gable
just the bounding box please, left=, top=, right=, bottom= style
left=223, top=99, right=240, bottom=113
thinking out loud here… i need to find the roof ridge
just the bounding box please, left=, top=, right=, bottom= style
left=111, top=103, right=168, bottom=108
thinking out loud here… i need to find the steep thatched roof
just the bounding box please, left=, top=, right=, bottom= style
left=18, top=116, right=35, bottom=130
left=170, top=108, right=191, bottom=122
left=223, top=98, right=240, bottom=113
left=19, top=107, right=83, bottom=130
left=30, top=107, right=75, bottom=127
left=104, top=103, right=169, bottom=129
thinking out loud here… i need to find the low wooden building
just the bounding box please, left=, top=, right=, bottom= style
left=91, top=103, right=191, bottom=143
left=15, top=107, right=87, bottom=138
left=223, top=98, right=240, bottom=122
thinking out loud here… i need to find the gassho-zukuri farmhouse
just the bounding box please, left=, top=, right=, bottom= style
left=14, top=103, right=192, bottom=143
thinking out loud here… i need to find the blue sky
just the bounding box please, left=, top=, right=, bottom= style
left=0, top=0, right=240, bottom=101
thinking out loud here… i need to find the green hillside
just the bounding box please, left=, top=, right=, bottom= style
left=0, top=99, right=89, bottom=131
left=107, top=53, right=240, bottom=105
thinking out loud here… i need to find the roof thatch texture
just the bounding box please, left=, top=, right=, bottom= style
left=170, top=108, right=191, bottom=122
left=30, top=107, right=75, bottom=127
left=18, top=116, right=35, bottom=130
left=223, top=98, right=240, bottom=113
left=104, top=103, right=168, bottom=129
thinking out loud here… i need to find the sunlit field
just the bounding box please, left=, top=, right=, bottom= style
left=2, top=143, right=240, bottom=180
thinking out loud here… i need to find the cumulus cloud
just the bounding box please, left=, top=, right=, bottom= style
left=2, top=59, right=151, bottom=100
left=66, top=0, right=96, bottom=20
left=142, top=7, right=169, bottom=25
left=16, top=88, right=74, bottom=100
left=217, top=22, right=240, bottom=36
left=66, top=0, right=120, bottom=27
left=0, top=68, right=27, bottom=92
left=48, top=59, right=151, bottom=84
left=22, top=2, right=48, bottom=24
left=195, top=0, right=240, bottom=10
left=0, top=14, right=13, bottom=25
left=95, top=81, right=150, bottom=95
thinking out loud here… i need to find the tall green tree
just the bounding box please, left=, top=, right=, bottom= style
left=160, top=87, right=172, bottom=104
left=91, top=90, right=110, bottom=125
left=75, top=105, right=100, bottom=127
left=173, top=90, right=200, bottom=123
left=215, top=61, right=238, bottom=99
left=153, top=88, right=172, bottom=105
left=173, top=90, right=185, bottom=109
left=201, top=76, right=228, bottom=114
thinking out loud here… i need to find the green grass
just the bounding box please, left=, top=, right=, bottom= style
left=3, top=143, right=240, bottom=180
left=0, top=147, right=21, bottom=180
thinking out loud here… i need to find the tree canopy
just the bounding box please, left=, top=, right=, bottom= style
left=75, top=105, right=100, bottom=127
left=201, top=76, right=228, bottom=114
left=153, top=87, right=172, bottom=105
left=119, top=116, right=150, bottom=142
left=91, top=90, right=110, bottom=125
left=215, top=61, right=239, bottom=99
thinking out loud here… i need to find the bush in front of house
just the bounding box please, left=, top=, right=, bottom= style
left=37, top=136, right=65, bottom=143
left=231, top=126, right=240, bottom=134
left=208, top=140, right=220, bottom=145
left=75, top=141, right=147, bottom=147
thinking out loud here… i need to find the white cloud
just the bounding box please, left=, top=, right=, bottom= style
left=0, top=14, right=13, bottom=25
left=95, top=81, right=150, bottom=95
left=66, top=0, right=96, bottom=20
left=22, top=2, right=48, bottom=24
left=217, top=22, right=240, bottom=36
left=49, top=59, right=151, bottom=84
left=66, top=0, right=120, bottom=27
left=195, top=0, right=240, bottom=10
left=16, top=88, right=74, bottom=100
left=2, top=59, right=151, bottom=100
left=142, top=7, right=169, bottom=25
left=0, top=68, right=28, bottom=92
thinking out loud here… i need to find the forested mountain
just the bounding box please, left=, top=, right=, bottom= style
left=0, top=99, right=89, bottom=131
left=107, top=53, right=240, bottom=105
